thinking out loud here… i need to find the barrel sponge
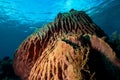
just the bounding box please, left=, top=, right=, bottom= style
left=13, top=9, right=120, bottom=80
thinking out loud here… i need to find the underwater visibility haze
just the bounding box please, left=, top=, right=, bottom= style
left=0, top=0, right=120, bottom=60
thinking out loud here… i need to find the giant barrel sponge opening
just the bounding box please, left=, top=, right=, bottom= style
left=13, top=9, right=120, bottom=80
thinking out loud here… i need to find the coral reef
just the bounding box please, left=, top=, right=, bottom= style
left=13, top=9, right=120, bottom=80
left=0, top=56, right=20, bottom=80
left=110, top=31, right=120, bottom=56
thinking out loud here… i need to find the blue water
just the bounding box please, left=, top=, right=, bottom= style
left=0, top=0, right=120, bottom=59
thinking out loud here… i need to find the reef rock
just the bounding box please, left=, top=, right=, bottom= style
left=0, top=56, right=20, bottom=80
left=13, top=9, right=120, bottom=80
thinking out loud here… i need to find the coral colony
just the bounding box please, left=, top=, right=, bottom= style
left=13, top=9, right=120, bottom=80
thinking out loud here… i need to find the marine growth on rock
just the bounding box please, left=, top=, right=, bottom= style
left=13, top=9, right=120, bottom=80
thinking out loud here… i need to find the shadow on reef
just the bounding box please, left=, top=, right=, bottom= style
left=0, top=56, right=20, bottom=80
left=88, top=49, right=120, bottom=80
left=87, top=31, right=120, bottom=80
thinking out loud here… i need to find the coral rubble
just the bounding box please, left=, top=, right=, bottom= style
left=13, top=9, right=120, bottom=80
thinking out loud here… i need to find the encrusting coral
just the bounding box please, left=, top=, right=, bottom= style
left=13, top=9, right=120, bottom=80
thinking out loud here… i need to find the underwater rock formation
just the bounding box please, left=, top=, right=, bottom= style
left=0, top=56, right=20, bottom=80
left=13, top=9, right=120, bottom=80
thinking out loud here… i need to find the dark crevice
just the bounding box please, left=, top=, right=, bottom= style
left=62, top=39, right=80, bottom=49
left=28, top=42, right=34, bottom=61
